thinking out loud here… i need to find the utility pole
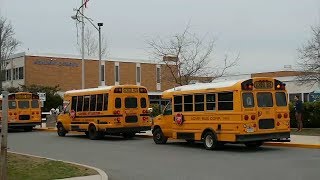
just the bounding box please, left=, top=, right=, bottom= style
left=0, top=91, right=9, bottom=180
left=81, top=0, right=85, bottom=89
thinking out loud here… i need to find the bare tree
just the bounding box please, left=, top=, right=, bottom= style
left=0, top=16, right=20, bottom=89
left=147, top=25, right=238, bottom=86
left=297, top=26, right=320, bottom=84
left=77, top=27, right=108, bottom=58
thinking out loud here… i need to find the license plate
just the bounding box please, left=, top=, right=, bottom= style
left=246, top=127, right=254, bottom=133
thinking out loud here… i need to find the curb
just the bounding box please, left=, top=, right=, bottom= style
left=264, top=142, right=320, bottom=149
left=34, top=128, right=57, bottom=132
left=9, top=151, right=108, bottom=180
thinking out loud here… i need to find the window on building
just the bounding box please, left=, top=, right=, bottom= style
left=103, top=94, right=108, bottom=110
left=136, top=66, right=141, bottom=83
left=18, top=67, right=23, bottom=79
left=101, top=65, right=105, bottom=82
left=15, top=68, right=18, bottom=80
left=218, top=92, right=233, bottom=110
left=174, top=96, right=182, bottom=112
left=206, top=94, right=216, bottom=111
left=156, top=67, right=161, bottom=83
left=289, top=93, right=301, bottom=102
left=303, top=93, right=309, bottom=102
left=115, top=65, right=119, bottom=83
left=77, top=96, right=84, bottom=112
left=184, top=95, right=193, bottom=112
left=6, top=69, right=11, bottom=81
left=96, top=94, right=103, bottom=111
left=195, top=94, right=204, bottom=111
left=83, top=96, right=90, bottom=111
left=90, top=95, right=96, bottom=111
left=13, top=68, right=16, bottom=80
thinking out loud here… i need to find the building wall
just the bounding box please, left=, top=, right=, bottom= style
left=251, top=71, right=301, bottom=78
left=2, top=56, right=25, bottom=89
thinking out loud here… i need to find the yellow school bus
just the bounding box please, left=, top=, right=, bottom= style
left=0, top=92, right=41, bottom=131
left=57, top=85, right=152, bottom=139
left=152, top=77, right=290, bottom=149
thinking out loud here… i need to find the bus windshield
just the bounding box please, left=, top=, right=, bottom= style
left=18, top=101, right=30, bottom=109
left=125, top=97, right=137, bottom=108
left=257, top=92, right=273, bottom=107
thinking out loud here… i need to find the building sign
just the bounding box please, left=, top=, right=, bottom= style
left=34, top=59, right=79, bottom=67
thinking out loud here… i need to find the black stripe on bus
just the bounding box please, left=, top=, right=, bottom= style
left=71, top=122, right=89, bottom=124
left=140, top=114, right=150, bottom=116
left=75, top=114, right=123, bottom=118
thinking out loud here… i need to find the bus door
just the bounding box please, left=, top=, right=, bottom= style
left=156, top=101, right=173, bottom=137
left=124, top=96, right=139, bottom=126
left=256, top=92, right=276, bottom=131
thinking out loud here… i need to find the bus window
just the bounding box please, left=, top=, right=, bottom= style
left=243, top=93, right=254, bottom=108
left=90, top=95, right=96, bottom=111
left=195, top=94, right=204, bottom=111
left=206, top=94, right=216, bottom=111
left=184, top=95, right=193, bottom=112
left=125, top=97, right=137, bottom=108
left=218, top=92, right=233, bottom=110
left=163, top=101, right=172, bottom=115
left=97, top=94, right=103, bottom=111
left=31, top=100, right=39, bottom=108
left=174, top=96, right=182, bottom=112
left=18, top=101, right=30, bottom=109
left=275, top=92, right=287, bottom=106
left=77, top=96, right=83, bottom=112
left=71, top=96, right=77, bottom=111
left=257, top=92, right=273, bottom=107
left=103, top=94, right=108, bottom=110
left=83, top=96, right=90, bottom=111
left=140, top=98, right=147, bottom=108
left=115, top=98, right=121, bottom=109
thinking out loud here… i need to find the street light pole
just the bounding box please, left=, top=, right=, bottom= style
left=98, top=23, right=103, bottom=86
left=81, top=0, right=85, bottom=89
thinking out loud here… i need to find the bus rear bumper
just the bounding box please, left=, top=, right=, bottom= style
left=8, top=123, right=41, bottom=128
left=236, top=132, right=290, bottom=142
left=105, top=126, right=151, bottom=134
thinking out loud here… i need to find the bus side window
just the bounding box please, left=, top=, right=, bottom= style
left=184, top=95, right=193, bottom=112
left=90, top=95, right=96, bottom=111
left=195, top=94, right=204, bottom=111
left=71, top=96, right=77, bottom=112
left=103, top=94, right=108, bottom=110
left=218, top=92, right=233, bottom=110
left=77, top=96, right=84, bottom=112
left=206, top=94, right=216, bottom=111
left=173, top=96, right=182, bottom=112
left=97, top=94, right=103, bottom=111
left=115, top=98, right=121, bottom=109
left=83, top=96, right=90, bottom=111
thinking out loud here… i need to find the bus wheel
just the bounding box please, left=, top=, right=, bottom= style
left=88, top=125, right=103, bottom=140
left=123, top=132, right=135, bottom=139
left=57, top=124, right=67, bottom=137
left=23, top=127, right=33, bottom=132
left=244, top=141, right=264, bottom=149
left=203, top=131, right=221, bottom=150
left=153, top=128, right=167, bottom=144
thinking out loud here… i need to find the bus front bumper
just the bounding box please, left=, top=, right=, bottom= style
left=105, top=126, right=151, bottom=134
left=236, top=132, right=290, bottom=142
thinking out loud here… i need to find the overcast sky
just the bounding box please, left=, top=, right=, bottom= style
left=1, top=0, right=320, bottom=74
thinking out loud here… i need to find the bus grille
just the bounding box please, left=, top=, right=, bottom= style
left=19, top=115, right=30, bottom=120
left=125, top=116, right=138, bottom=123
left=259, top=119, right=274, bottom=129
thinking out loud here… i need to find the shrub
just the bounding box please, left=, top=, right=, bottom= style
left=290, top=101, right=320, bottom=128
left=150, top=104, right=162, bottom=117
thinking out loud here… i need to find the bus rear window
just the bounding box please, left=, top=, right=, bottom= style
left=257, top=92, right=273, bottom=107
left=31, top=100, right=39, bottom=108
left=18, top=101, right=30, bottom=109
left=276, top=92, right=287, bottom=106
left=140, top=98, right=147, bottom=108
left=125, top=97, right=137, bottom=108
left=243, top=93, right=254, bottom=108
left=9, top=101, right=16, bottom=109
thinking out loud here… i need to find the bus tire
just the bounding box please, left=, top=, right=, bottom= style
left=57, top=123, right=67, bottom=137
left=203, top=131, right=222, bottom=150
left=153, top=128, right=167, bottom=144
left=24, top=127, right=33, bottom=132
left=123, top=132, right=135, bottom=139
left=244, top=141, right=264, bottom=149
left=88, top=125, right=103, bottom=140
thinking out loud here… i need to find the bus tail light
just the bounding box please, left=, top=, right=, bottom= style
left=284, top=113, right=288, bottom=118
left=113, top=110, right=120, bottom=115
left=116, top=118, right=120, bottom=123
left=253, top=124, right=256, bottom=128
left=142, top=110, right=147, bottom=114
left=277, top=113, right=282, bottom=119
left=142, top=116, right=148, bottom=121
left=244, top=115, right=249, bottom=120
left=9, top=112, right=12, bottom=116
left=277, top=122, right=280, bottom=126
left=14, top=112, right=17, bottom=115
left=32, top=112, right=35, bottom=115
left=251, top=115, right=256, bottom=120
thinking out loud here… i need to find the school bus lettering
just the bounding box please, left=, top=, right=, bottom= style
left=152, top=78, right=290, bottom=150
